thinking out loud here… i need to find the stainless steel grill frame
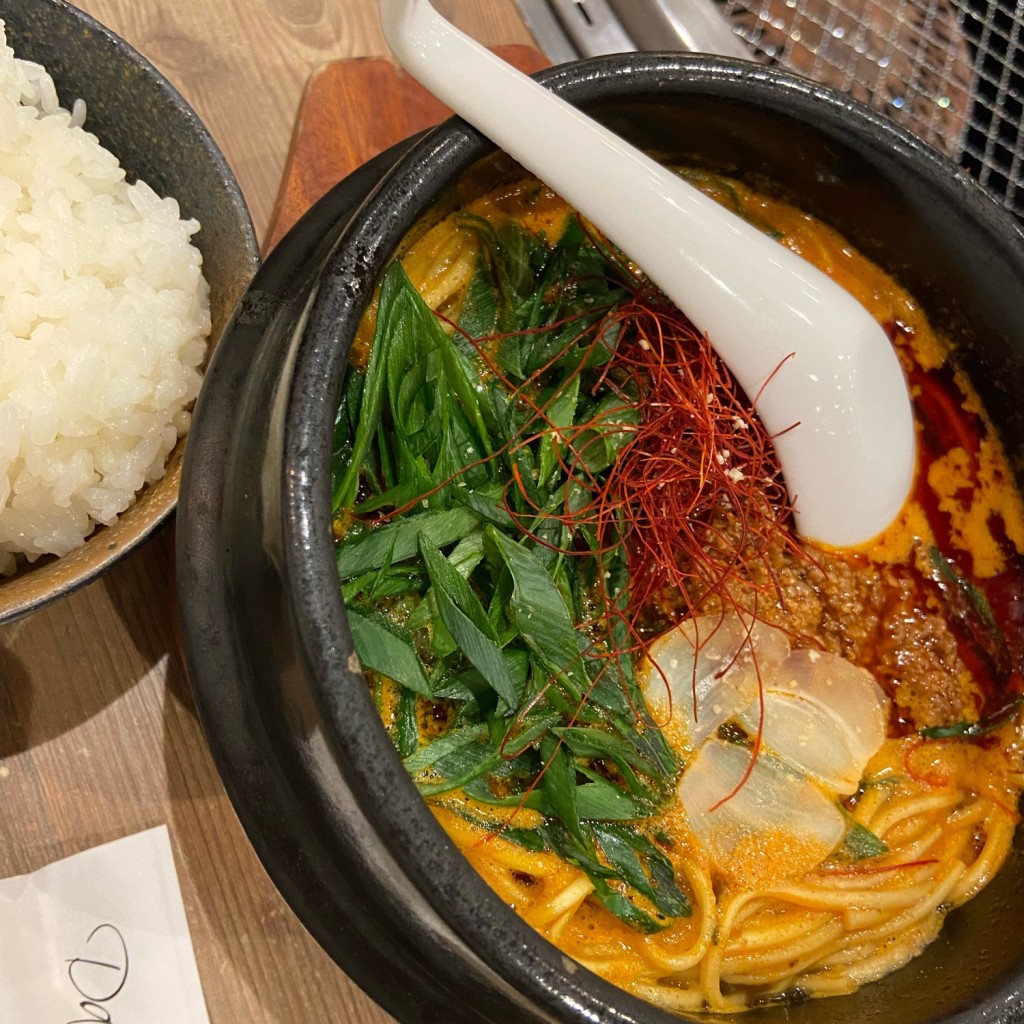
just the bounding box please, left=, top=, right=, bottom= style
left=514, top=0, right=1024, bottom=216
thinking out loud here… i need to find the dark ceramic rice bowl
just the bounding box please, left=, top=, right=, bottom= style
left=0, top=0, right=258, bottom=622
left=177, top=53, right=1024, bottom=1024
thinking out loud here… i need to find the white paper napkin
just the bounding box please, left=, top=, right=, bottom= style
left=0, top=825, right=211, bottom=1022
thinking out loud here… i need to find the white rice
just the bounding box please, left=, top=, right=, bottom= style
left=0, top=22, right=210, bottom=574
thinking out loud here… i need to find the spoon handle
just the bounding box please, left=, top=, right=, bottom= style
left=379, top=0, right=915, bottom=548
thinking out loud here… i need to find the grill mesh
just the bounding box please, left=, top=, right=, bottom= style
left=717, top=0, right=1024, bottom=215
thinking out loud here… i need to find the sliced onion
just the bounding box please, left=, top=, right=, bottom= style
left=736, top=649, right=888, bottom=795
left=678, top=739, right=847, bottom=874
left=643, top=612, right=790, bottom=746
left=647, top=609, right=890, bottom=878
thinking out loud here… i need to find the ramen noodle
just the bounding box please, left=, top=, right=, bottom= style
left=332, top=166, right=1024, bottom=1013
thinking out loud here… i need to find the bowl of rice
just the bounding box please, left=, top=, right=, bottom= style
left=0, top=0, right=258, bottom=621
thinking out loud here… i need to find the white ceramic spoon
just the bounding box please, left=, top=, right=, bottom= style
left=378, top=0, right=916, bottom=548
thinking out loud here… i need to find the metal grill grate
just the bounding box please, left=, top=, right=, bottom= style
left=514, top=0, right=1024, bottom=216
left=718, top=0, right=1024, bottom=214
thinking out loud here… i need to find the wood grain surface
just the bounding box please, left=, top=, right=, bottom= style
left=267, top=45, right=548, bottom=249
left=0, top=3, right=533, bottom=1023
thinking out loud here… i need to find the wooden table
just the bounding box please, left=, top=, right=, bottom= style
left=0, top=2, right=532, bottom=1021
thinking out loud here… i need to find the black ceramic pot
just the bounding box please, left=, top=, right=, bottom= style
left=177, top=54, right=1024, bottom=1024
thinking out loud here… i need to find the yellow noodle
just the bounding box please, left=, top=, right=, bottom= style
left=631, top=982, right=707, bottom=1014
left=639, top=861, right=717, bottom=973
left=527, top=875, right=594, bottom=933
left=400, top=224, right=477, bottom=315
left=805, top=860, right=941, bottom=889
left=724, top=908, right=833, bottom=953
left=950, top=807, right=1017, bottom=904
left=832, top=862, right=963, bottom=949
left=720, top=920, right=845, bottom=982
left=828, top=920, right=942, bottom=986
left=841, top=905, right=904, bottom=930
left=482, top=844, right=562, bottom=876
left=789, top=972, right=860, bottom=998
left=889, top=824, right=946, bottom=862
left=848, top=784, right=891, bottom=825
left=762, top=880, right=937, bottom=912
left=867, top=790, right=962, bottom=838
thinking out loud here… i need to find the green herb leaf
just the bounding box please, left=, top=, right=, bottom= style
left=492, top=824, right=547, bottom=853
left=486, top=527, right=592, bottom=705
left=497, top=709, right=562, bottom=758
left=588, top=879, right=667, bottom=934
left=539, top=734, right=583, bottom=843
left=337, top=507, right=481, bottom=579
left=594, top=824, right=691, bottom=918
left=341, top=564, right=425, bottom=605
left=571, top=774, right=650, bottom=820
left=431, top=741, right=502, bottom=789
left=537, top=376, right=580, bottom=488
left=540, top=822, right=669, bottom=933
left=554, top=726, right=663, bottom=803
left=928, top=545, right=1010, bottom=676
left=419, top=536, right=521, bottom=710
left=920, top=697, right=1024, bottom=740
left=834, top=818, right=889, bottom=861
left=418, top=535, right=497, bottom=640
left=405, top=531, right=487, bottom=633
left=403, top=722, right=490, bottom=774
left=396, top=687, right=420, bottom=758
left=333, top=267, right=402, bottom=511
left=346, top=607, right=432, bottom=697
left=457, top=265, right=498, bottom=340
left=333, top=213, right=689, bottom=933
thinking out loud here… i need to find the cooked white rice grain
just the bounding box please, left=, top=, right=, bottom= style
left=0, top=22, right=211, bottom=575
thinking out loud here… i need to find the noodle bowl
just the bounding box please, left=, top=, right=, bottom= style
left=334, top=166, right=1024, bottom=1012
left=178, top=52, right=1024, bottom=1024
